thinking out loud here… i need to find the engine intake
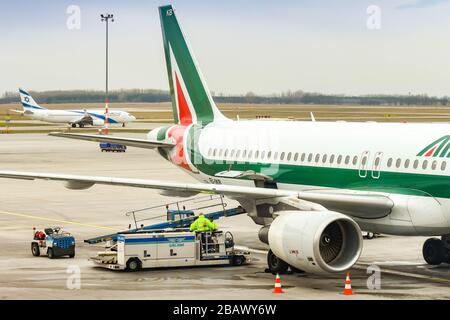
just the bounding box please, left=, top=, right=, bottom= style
left=268, top=211, right=363, bottom=273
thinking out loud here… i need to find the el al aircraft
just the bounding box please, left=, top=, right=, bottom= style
left=12, top=89, right=136, bottom=128
left=1, top=5, right=450, bottom=274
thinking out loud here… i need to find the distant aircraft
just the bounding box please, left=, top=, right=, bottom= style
left=1, top=5, right=450, bottom=274
left=12, top=89, right=136, bottom=128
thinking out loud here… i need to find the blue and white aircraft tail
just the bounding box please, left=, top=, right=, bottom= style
left=19, top=88, right=47, bottom=111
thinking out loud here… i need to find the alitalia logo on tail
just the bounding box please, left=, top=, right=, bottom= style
left=417, top=136, right=450, bottom=157
left=159, top=5, right=227, bottom=126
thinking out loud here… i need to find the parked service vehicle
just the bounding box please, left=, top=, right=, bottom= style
left=31, top=227, right=75, bottom=259
left=99, top=142, right=127, bottom=152
left=363, top=231, right=380, bottom=240
left=91, top=229, right=250, bottom=271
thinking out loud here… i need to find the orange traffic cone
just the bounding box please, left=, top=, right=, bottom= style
left=273, top=273, right=284, bottom=294
left=342, top=272, right=353, bottom=295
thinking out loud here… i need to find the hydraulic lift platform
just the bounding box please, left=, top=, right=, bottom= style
left=84, top=195, right=246, bottom=245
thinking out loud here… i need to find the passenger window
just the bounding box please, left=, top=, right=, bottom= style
left=248, top=150, right=253, bottom=159
left=294, top=153, right=299, bottom=161
left=219, top=149, right=223, bottom=157
left=213, top=149, right=217, bottom=157
left=441, top=161, right=447, bottom=171
left=280, top=152, right=285, bottom=160
left=387, top=158, right=393, bottom=167
left=267, top=151, right=272, bottom=160
left=322, top=154, right=327, bottom=163
left=315, top=154, right=320, bottom=163
left=432, top=160, right=437, bottom=170
left=422, top=160, right=428, bottom=170
left=301, top=153, right=306, bottom=162
left=413, top=159, right=419, bottom=169
left=337, top=155, right=342, bottom=164
left=230, top=149, right=235, bottom=158
left=330, top=154, right=335, bottom=164
left=352, top=156, right=358, bottom=165
left=396, top=158, right=401, bottom=168
left=261, top=151, right=265, bottom=160
left=224, top=149, right=229, bottom=157
left=236, top=150, right=241, bottom=158
left=362, top=156, right=367, bottom=166
left=287, top=152, right=292, bottom=161
left=308, top=153, right=313, bottom=162
left=404, top=159, right=410, bottom=169
left=242, top=150, right=247, bottom=158
left=345, top=156, right=350, bottom=165
left=375, top=157, right=380, bottom=167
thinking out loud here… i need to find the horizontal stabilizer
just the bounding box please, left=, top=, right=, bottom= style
left=48, top=132, right=176, bottom=149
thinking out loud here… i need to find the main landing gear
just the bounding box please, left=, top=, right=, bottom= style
left=422, top=235, right=450, bottom=265
left=266, top=249, right=304, bottom=274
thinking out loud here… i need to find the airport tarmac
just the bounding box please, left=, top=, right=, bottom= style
left=0, top=134, right=449, bottom=300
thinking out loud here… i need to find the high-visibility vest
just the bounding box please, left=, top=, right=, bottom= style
left=190, top=215, right=217, bottom=233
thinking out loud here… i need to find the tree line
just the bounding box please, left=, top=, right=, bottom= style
left=1, top=89, right=448, bottom=106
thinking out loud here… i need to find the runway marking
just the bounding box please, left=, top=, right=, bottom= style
left=0, top=210, right=120, bottom=231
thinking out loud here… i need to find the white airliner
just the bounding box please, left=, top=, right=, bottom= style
left=13, top=89, right=136, bottom=128
left=1, top=5, right=449, bottom=274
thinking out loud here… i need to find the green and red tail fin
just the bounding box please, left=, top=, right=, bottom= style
left=159, top=5, right=228, bottom=126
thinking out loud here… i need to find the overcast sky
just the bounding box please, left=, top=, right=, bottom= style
left=1, top=0, right=450, bottom=97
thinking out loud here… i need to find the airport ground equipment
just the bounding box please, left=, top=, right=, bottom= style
left=84, top=195, right=246, bottom=245
left=90, top=229, right=250, bottom=271
left=31, top=227, right=75, bottom=259
left=99, top=142, right=126, bottom=152
left=363, top=231, right=379, bottom=240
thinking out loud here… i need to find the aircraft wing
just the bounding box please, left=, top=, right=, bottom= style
left=49, top=132, right=176, bottom=149
left=0, top=171, right=393, bottom=217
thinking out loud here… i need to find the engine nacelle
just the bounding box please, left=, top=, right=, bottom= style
left=268, top=211, right=363, bottom=273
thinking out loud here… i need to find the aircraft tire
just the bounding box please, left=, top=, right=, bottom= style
left=267, top=249, right=288, bottom=274
left=423, top=238, right=445, bottom=265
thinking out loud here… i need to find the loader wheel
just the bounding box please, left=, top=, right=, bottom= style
left=267, top=249, right=288, bottom=274
left=31, top=243, right=40, bottom=257
left=232, top=255, right=245, bottom=266
left=126, top=258, right=141, bottom=272
left=48, top=248, right=54, bottom=259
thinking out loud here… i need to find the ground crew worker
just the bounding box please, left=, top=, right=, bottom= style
left=189, top=213, right=218, bottom=233
left=190, top=214, right=218, bottom=254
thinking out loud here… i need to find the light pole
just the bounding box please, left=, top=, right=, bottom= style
left=100, top=13, right=114, bottom=134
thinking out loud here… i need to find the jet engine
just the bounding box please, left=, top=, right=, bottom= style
left=267, top=211, right=363, bottom=273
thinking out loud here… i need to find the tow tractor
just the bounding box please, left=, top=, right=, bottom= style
left=90, top=229, right=249, bottom=271
left=31, top=227, right=76, bottom=259
left=99, top=142, right=127, bottom=152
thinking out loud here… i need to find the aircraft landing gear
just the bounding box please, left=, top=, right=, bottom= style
left=71, top=124, right=76, bottom=128
left=422, top=235, right=450, bottom=265
left=122, top=123, right=125, bottom=128
left=267, top=249, right=288, bottom=274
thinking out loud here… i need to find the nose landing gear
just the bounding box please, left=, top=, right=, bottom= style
left=422, top=235, right=450, bottom=265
